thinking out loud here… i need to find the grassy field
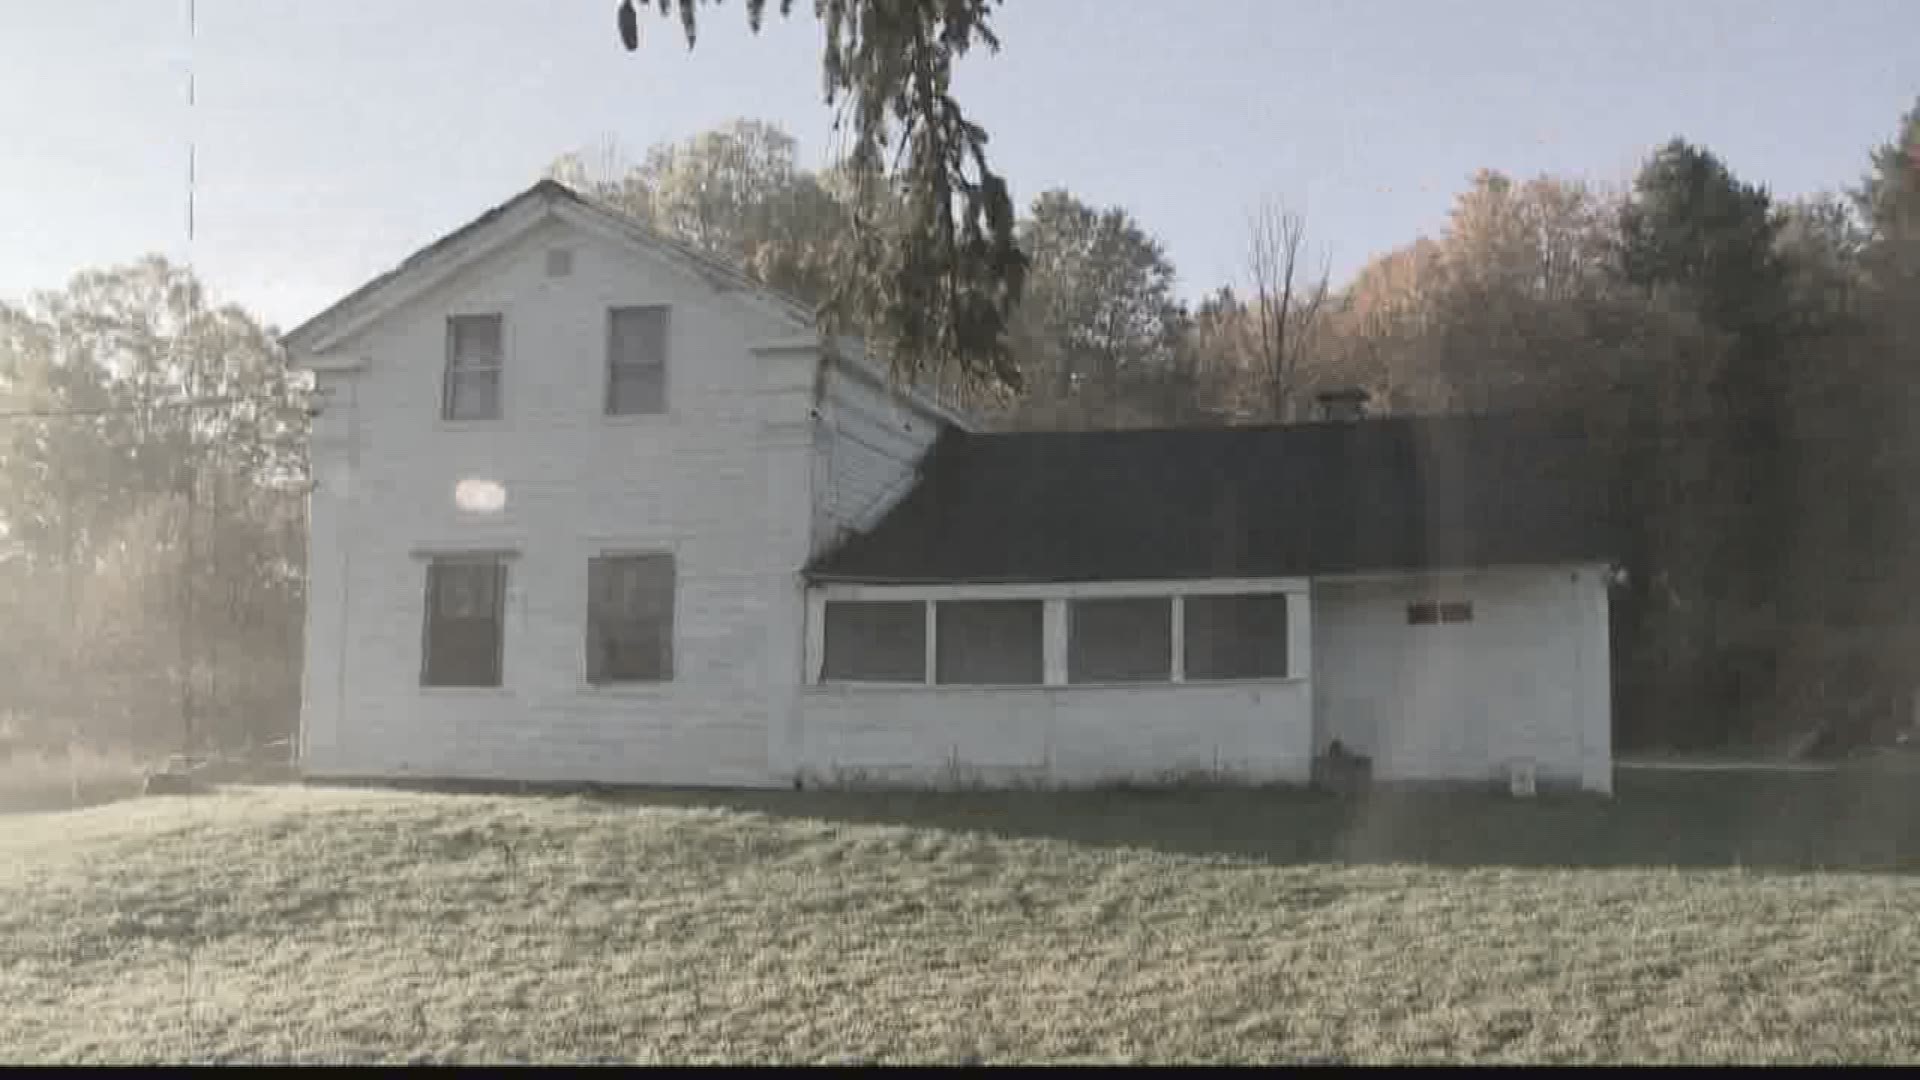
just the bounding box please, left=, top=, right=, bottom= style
left=4, top=773, right=1920, bottom=1064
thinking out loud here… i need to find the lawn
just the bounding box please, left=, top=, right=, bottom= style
left=3, top=773, right=1920, bottom=1064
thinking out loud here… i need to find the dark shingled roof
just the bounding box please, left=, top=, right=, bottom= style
left=805, top=414, right=1622, bottom=584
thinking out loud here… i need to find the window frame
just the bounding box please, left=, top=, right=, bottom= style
left=585, top=551, right=676, bottom=686
left=419, top=554, right=508, bottom=689
left=605, top=305, right=670, bottom=417
left=442, top=312, right=504, bottom=423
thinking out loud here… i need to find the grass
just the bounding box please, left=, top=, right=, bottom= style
left=3, top=773, right=1920, bottom=1064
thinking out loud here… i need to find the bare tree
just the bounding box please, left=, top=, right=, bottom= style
left=1245, top=198, right=1331, bottom=421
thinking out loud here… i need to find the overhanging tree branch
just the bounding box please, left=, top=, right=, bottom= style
left=618, top=0, right=1027, bottom=391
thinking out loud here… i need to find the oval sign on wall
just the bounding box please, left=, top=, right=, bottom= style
left=454, top=477, right=507, bottom=514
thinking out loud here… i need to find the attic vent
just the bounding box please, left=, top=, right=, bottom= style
left=546, top=248, right=574, bottom=277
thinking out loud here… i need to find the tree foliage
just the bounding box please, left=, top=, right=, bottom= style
left=1002, top=190, right=1191, bottom=429
left=615, top=0, right=1025, bottom=390
left=0, top=258, right=307, bottom=753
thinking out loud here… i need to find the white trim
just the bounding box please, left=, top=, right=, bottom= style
left=408, top=546, right=523, bottom=561
left=921, top=601, right=937, bottom=687
left=1169, top=595, right=1186, bottom=683
left=813, top=577, right=1309, bottom=603
left=803, top=676, right=1307, bottom=696
left=1287, top=582, right=1312, bottom=681
left=804, top=591, right=827, bottom=685
left=1042, top=600, right=1067, bottom=686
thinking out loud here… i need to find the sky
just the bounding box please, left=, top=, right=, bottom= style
left=1, top=0, right=1915, bottom=333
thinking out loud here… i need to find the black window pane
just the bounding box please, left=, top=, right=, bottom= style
left=587, top=554, right=674, bottom=684
left=935, top=600, right=1043, bottom=685
left=423, top=559, right=504, bottom=687
left=607, top=307, right=668, bottom=415
left=1407, top=602, right=1440, bottom=626
left=445, top=369, right=499, bottom=421
left=822, top=601, right=925, bottom=682
left=1185, top=594, right=1290, bottom=680
left=450, top=314, right=502, bottom=367
left=608, top=365, right=665, bottom=416
left=1068, top=598, right=1171, bottom=683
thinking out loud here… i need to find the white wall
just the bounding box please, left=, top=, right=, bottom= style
left=1311, top=565, right=1612, bottom=792
left=797, top=682, right=1314, bottom=788
left=795, top=580, right=1316, bottom=788
left=809, top=358, right=943, bottom=555
left=296, top=214, right=822, bottom=787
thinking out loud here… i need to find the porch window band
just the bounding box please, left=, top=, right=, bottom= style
left=819, top=590, right=1294, bottom=686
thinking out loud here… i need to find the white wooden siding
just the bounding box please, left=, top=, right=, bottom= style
left=810, top=362, right=941, bottom=554
left=797, top=681, right=1313, bottom=788
left=1311, top=565, right=1612, bottom=792
left=296, top=216, right=819, bottom=787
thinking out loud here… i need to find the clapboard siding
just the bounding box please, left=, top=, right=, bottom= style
left=811, top=362, right=941, bottom=554
left=796, top=682, right=1314, bottom=788
left=296, top=215, right=818, bottom=787
left=1311, top=565, right=1612, bottom=792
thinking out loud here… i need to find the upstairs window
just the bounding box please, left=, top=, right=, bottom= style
left=443, top=313, right=503, bottom=421
left=421, top=556, right=506, bottom=687
left=587, top=553, right=676, bottom=684
left=607, top=306, right=669, bottom=416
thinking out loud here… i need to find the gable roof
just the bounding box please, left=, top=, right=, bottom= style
left=281, top=179, right=813, bottom=355
left=280, top=178, right=973, bottom=429
left=805, top=413, right=1622, bottom=584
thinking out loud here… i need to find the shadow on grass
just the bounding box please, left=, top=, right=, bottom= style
left=345, top=766, right=1920, bottom=875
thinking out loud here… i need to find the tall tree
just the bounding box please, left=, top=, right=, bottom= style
left=1614, top=140, right=1796, bottom=745
left=614, top=0, right=1025, bottom=391
left=1241, top=199, right=1330, bottom=422
left=1002, top=189, right=1190, bottom=429
left=0, top=258, right=307, bottom=753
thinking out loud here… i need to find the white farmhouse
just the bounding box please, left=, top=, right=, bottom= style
left=285, top=180, right=1617, bottom=795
